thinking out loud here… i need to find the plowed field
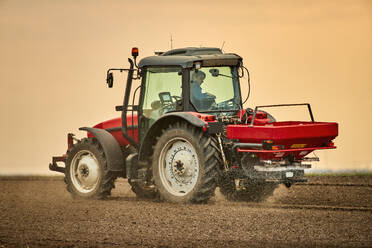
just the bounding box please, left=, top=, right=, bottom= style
left=0, top=176, right=371, bottom=248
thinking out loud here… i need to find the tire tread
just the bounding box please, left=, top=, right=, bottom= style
left=65, top=138, right=116, bottom=199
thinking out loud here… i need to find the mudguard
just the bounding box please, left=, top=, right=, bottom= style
left=138, top=112, right=205, bottom=162
left=79, top=127, right=124, bottom=172
left=161, top=112, right=206, bottom=127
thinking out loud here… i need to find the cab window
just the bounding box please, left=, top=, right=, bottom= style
left=141, top=67, right=182, bottom=125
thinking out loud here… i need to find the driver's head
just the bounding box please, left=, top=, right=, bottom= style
left=192, top=70, right=206, bottom=85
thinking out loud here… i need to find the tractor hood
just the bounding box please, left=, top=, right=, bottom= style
left=93, top=115, right=138, bottom=131
left=92, top=116, right=138, bottom=146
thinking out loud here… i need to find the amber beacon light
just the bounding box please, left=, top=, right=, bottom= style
left=131, top=47, right=139, bottom=58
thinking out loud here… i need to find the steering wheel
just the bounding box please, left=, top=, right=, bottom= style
left=172, top=95, right=181, bottom=101
left=158, top=92, right=178, bottom=113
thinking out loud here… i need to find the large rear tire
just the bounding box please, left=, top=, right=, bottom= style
left=219, top=177, right=278, bottom=202
left=152, top=123, right=219, bottom=203
left=65, top=138, right=116, bottom=199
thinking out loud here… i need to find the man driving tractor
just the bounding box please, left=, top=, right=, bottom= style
left=190, top=70, right=215, bottom=109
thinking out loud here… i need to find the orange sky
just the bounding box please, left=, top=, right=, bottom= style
left=1, top=0, right=371, bottom=174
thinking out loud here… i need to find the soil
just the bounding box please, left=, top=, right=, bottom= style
left=0, top=176, right=371, bottom=248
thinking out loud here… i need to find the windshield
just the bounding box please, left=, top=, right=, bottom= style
left=190, top=66, right=241, bottom=112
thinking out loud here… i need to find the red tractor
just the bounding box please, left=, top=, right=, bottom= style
left=50, top=47, right=338, bottom=203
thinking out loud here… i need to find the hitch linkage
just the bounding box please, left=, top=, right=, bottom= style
left=49, top=133, right=76, bottom=174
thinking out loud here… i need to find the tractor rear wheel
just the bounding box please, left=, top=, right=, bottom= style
left=219, top=177, right=278, bottom=202
left=152, top=123, right=219, bottom=203
left=65, top=138, right=115, bottom=199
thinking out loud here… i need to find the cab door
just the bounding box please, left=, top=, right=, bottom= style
left=138, top=66, right=183, bottom=142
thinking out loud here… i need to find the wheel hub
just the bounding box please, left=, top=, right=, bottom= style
left=70, top=150, right=101, bottom=193
left=79, top=164, right=89, bottom=177
left=159, top=139, right=199, bottom=196
left=173, top=160, right=186, bottom=176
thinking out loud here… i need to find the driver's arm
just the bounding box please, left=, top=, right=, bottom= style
left=204, top=92, right=216, bottom=99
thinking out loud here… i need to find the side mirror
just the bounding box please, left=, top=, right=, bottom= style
left=106, top=72, right=113, bottom=88
left=209, top=68, right=219, bottom=77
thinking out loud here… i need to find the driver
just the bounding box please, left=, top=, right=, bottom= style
left=191, top=70, right=207, bottom=99
left=190, top=71, right=215, bottom=110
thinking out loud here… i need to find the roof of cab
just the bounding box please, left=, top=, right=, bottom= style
left=138, top=47, right=242, bottom=68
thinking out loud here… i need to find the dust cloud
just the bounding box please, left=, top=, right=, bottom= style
left=0, top=0, right=371, bottom=174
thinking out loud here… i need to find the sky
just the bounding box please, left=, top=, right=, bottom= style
left=0, top=0, right=371, bottom=174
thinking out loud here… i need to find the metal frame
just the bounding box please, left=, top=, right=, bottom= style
left=120, top=59, right=139, bottom=149
left=182, top=68, right=193, bottom=111
left=49, top=133, right=75, bottom=173
left=250, top=103, right=315, bottom=126
left=237, top=146, right=336, bottom=153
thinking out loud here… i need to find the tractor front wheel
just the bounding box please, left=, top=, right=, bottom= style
left=65, top=138, right=115, bottom=199
left=152, top=123, right=218, bottom=203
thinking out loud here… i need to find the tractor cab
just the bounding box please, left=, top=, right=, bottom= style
left=135, top=48, right=243, bottom=143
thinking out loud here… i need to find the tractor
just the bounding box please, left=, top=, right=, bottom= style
left=49, top=47, right=338, bottom=203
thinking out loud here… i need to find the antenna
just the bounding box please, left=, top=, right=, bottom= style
left=220, top=41, right=225, bottom=51
left=170, top=35, right=173, bottom=49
